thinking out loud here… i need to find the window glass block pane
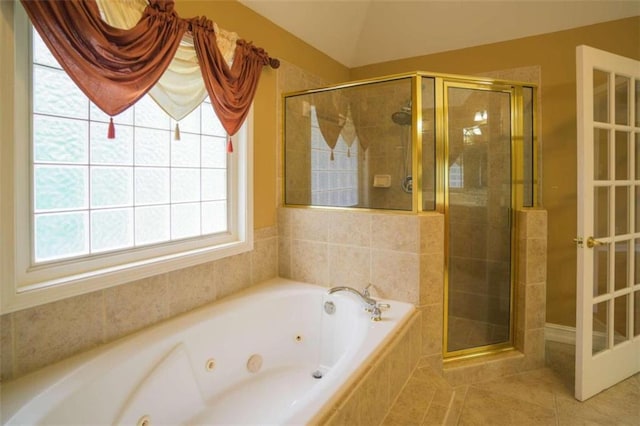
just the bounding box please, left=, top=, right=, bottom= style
left=35, top=212, right=88, bottom=261
left=171, top=203, right=201, bottom=239
left=134, top=95, right=170, bottom=129
left=135, top=128, right=170, bottom=166
left=135, top=205, right=170, bottom=246
left=34, top=115, right=88, bottom=163
left=172, top=168, right=200, bottom=203
left=32, top=29, right=60, bottom=68
left=202, top=169, right=226, bottom=201
left=201, top=102, right=227, bottom=137
left=90, top=102, right=134, bottom=125
left=202, top=136, right=227, bottom=168
left=593, top=128, right=609, bottom=180
left=171, top=132, right=200, bottom=167
left=91, top=167, right=133, bottom=208
left=202, top=201, right=227, bottom=234
left=34, top=165, right=87, bottom=212
left=614, top=75, right=630, bottom=126
left=135, top=168, right=170, bottom=205
left=33, top=65, right=88, bottom=119
left=593, top=69, right=609, bottom=123
left=91, top=122, right=133, bottom=165
left=171, top=105, right=202, bottom=134
left=91, top=208, right=133, bottom=253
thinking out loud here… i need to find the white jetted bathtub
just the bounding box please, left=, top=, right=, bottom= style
left=1, top=278, right=414, bottom=425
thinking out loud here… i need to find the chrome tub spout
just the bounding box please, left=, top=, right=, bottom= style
left=327, top=285, right=389, bottom=321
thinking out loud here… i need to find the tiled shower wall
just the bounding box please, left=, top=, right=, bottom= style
left=0, top=227, right=278, bottom=382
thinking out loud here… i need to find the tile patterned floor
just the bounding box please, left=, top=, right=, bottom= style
left=381, top=342, right=640, bottom=426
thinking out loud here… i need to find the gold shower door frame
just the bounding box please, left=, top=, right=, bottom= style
left=437, top=78, right=528, bottom=359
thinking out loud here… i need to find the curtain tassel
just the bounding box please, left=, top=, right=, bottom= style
left=107, top=117, right=115, bottom=139
left=347, top=147, right=351, bottom=158
left=227, top=136, right=234, bottom=153
left=330, top=149, right=334, bottom=161
left=174, top=122, right=181, bottom=141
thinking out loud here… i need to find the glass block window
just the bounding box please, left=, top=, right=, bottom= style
left=310, top=106, right=359, bottom=207
left=32, top=30, right=229, bottom=263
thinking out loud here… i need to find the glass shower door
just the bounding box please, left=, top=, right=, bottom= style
left=445, top=84, right=514, bottom=355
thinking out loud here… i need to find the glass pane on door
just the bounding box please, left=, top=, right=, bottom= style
left=615, top=131, right=629, bottom=180
left=634, top=290, right=640, bottom=337
left=615, top=75, right=630, bottom=126
left=593, top=69, right=609, bottom=123
left=594, top=128, right=609, bottom=180
left=614, top=241, right=629, bottom=291
left=594, top=186, right=609, bottom=238
left=614, top=295, right=628, bottom=345
left=592, top=300, right=608, bottom=355
left=446, top=86, right=512, bottom=353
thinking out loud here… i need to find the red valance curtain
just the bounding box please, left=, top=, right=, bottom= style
left=21, top=0, right=279, bottom=142
left=191, top=17, right=271, bottom=137
left=313, top=92, right=346, bottom=161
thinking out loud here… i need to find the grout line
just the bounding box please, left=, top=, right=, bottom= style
left=553, top=392, right=560, bottom=426
left=418, top=388, right=436, bottom=425
left=441, top=388, right=456, bottom=426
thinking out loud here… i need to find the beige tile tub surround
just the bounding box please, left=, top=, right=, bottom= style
left=280, top=206, right=548, bottom=386
left=320, top=310, right=422, bottom=426
left=278, top=207, right=444, bottom=306
left=0, top=226, right=278, bottom=382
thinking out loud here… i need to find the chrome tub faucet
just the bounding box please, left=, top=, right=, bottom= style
left=327, top=284, right=390, bottom=321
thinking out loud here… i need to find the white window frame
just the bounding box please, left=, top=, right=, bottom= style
left=0, top=3, right=253, bottom=314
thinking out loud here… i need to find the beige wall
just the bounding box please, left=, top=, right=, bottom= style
left=351, top=16, right=640, bottom=327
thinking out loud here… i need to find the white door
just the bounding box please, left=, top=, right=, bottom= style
left=576, top=45, right=640, bottom=401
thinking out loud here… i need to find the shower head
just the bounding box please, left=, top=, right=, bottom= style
left=391, top=110, right=412, bottom=126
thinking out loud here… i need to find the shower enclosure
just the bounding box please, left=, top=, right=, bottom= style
left=283, top=72, right=538, bottom=358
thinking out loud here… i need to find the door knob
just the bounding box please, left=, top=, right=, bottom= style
left=586, top=236, right=604, bottom=248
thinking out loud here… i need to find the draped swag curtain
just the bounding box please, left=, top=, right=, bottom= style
left=340, top=106, right=357, bottom=158
left=95, top=0, right=242, bottom=123
left=350, top=101, right=372, bottom=158
left=313, top=92, right=347, bottom=161
left=21, top=0, right=278, bottom=150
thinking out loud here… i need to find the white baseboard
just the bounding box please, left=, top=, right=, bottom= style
left=545, top=323, right=576, bottom=345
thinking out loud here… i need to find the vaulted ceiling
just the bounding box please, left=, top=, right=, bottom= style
left=238, top=0, right=640, bottom=68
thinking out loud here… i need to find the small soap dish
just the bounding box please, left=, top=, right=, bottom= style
left=373, top=174, right=391, bottom=188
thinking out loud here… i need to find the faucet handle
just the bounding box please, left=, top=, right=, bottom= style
left=363, top=283, right=373, bottom=298
left=377, top=303, right=391, bottom=310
